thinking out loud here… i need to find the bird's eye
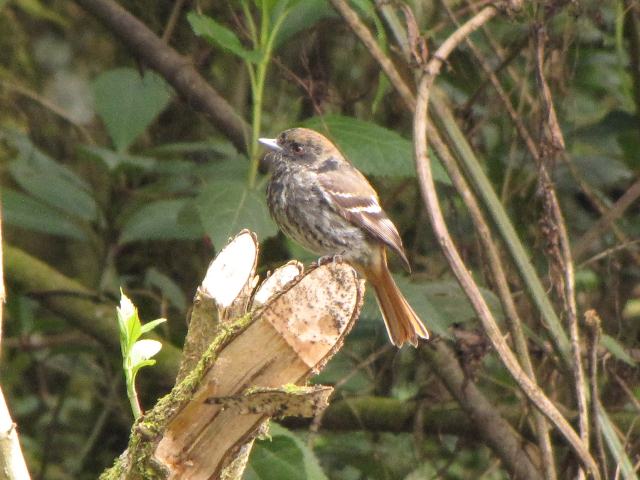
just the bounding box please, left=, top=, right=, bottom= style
left=291, top=143, right=304, bottom=154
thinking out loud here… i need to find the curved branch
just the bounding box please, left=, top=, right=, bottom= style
left=413, top=31, right=601, bottom=480
left=74, top=0, right=250, bottom=153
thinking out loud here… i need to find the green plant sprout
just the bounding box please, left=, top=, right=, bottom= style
left=116, top=289, right=166, bottom=420
left=188, top=0, right=294, bottom=187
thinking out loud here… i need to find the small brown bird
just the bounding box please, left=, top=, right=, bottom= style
left=259, top=128, right=429, bottom=347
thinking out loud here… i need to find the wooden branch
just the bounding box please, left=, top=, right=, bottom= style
left=177, top=231, right=259, bottom=382
left=573, top=176, right=640, bottom=260
left=533, top=29, right=589, bottom=475
left=100, top=232, right=364, bottom=479
left=422, top=341, right=543, bottom=480
left=315, top=395, right=640, bottom=441
left=74, top=0, right=250, bottom=153
left=413, top=38, right=602, bottom=480
left=0, top=209, right=31, bottom=479
left=0, top=387, right=31, bottom=480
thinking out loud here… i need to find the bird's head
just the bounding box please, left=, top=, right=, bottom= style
left=259, top=128, right=339, bottom=166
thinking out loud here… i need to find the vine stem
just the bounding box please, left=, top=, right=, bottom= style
left=411, top=8, right=600, bottom=478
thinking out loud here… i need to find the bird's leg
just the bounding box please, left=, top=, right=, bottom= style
left=314, top=254, right=344, bottom=266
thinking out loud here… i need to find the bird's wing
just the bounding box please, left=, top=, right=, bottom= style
left=318, top=163, right=411, bottom=272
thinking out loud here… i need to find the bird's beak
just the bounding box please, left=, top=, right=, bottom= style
left=258, top=138, right=282, bottom=152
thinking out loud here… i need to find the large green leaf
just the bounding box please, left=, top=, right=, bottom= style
left=274, top=0, right=335, bottom=48
left=2, top=188, right=88, bottom=240
left=119, top=199, right=204, bottom=244
left=245, top=423, right=327, bottom=480
left=195, top=177, right=277, bottom=249
left=92, top=68, right=172, bottom=152
left=188, top=12, right=262, bottom=63
left=2, top=130, right=98, bottom=222
left=302, top=115, right=450, bottom=183
left=80, top=145, right=157, bottom=172
left=601, top=334, right=636, bottom=366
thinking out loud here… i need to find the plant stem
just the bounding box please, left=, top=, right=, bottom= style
left=125, top=367, right=142, bottom=420
left=247, top=8, right=288, bottom=188
left=247, top=62, right=265, bottom=188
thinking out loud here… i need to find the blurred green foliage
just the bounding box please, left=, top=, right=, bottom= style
left=1, top=0, right=639, bottom=479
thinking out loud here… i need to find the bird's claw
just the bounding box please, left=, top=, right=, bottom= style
left=313, top=254, right=344, bottom=267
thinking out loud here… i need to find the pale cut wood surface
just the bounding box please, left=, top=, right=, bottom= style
left=155, top=262, right=363, bottom=479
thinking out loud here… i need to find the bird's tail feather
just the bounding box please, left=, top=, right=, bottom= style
left=366, top=253, right=429, bottom=347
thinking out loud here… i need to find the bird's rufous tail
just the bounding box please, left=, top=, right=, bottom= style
left=364, top=249, right=429, bottom=347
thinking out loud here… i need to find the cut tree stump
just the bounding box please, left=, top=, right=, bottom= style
left=100, top=230, right=365, bottom=480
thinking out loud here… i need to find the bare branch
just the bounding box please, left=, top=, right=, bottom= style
left=534, top=27, right=589, bottom=461
left=414, top=43, right=601, bottom=480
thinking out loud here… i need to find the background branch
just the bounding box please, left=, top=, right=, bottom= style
left=413, top=28, right=600, bottom=476
left=74, top=0, right=250, bottom=152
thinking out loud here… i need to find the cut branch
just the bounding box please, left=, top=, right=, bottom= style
left=100, top=232, right=364, bottom=479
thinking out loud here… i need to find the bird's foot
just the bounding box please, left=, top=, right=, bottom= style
left=313, top=254, right=344, bottom=267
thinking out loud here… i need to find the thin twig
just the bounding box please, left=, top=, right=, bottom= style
left=161, top=0, right=188, bottom=43
left=422, top=341, right=543, bottom=480
left=579, top=239, right=640, bottom=267
left=561, top=155, right=640, bottom=265
left=330, top=1, right=597, bottom=476
left=439, top=3, right=557, bottom=477
left=412, top=9, right=600, bottom=478
left=534, top=25, right=589, bottom=474
left=585, top=310, right=608, bottom=479
left=573, top=176, right=640, bottom=260
left=0, top=79, right=95, bottom=144
left=328, top=0, right=415, bottom=111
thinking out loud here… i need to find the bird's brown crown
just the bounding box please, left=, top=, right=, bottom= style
left=276, top=128, right=339, bottom=160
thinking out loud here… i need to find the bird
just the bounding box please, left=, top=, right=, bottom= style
left=259, top=127, right=429, bottom=347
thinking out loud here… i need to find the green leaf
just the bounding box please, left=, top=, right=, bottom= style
left=144, top=268, right=188, bottom=311
left=601, top=334, right=636, bottom=366
left=148, top=140, right=237, bottom=158
left=119, top=199, right=204, bottom=244
left=596, top=403, right=637, bottom=480
left=117, top=291, right=134, bottom=352
left=2, top=188, right=88, bottom=241
left=139, top=317, right=167, bottom=335
left=80, top=145, right=157, bottom=172
left=301, top=115, right=450, bottom=183
left=14, top=0, right=68, bottom=27
left=9, top=158, right=98, bottom=223
left=245, top=424, right=327, bottom=480
left=195, top=177, right=278, bottom=250
left=117, top=290, right=141, bottom=352
left=129, top=339, right=163, bottom=365
left=2, top=129, right=98, bottom=222
left=130, top=358, right=157, bottom=382
left=93, top=68, right=172, bottom=152
left=274, top=0, right=335, bottom=48
left=188, top=12, right=263, bottom=63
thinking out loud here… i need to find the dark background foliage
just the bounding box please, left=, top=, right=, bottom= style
left=0, top=0, right=639, bottom=479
